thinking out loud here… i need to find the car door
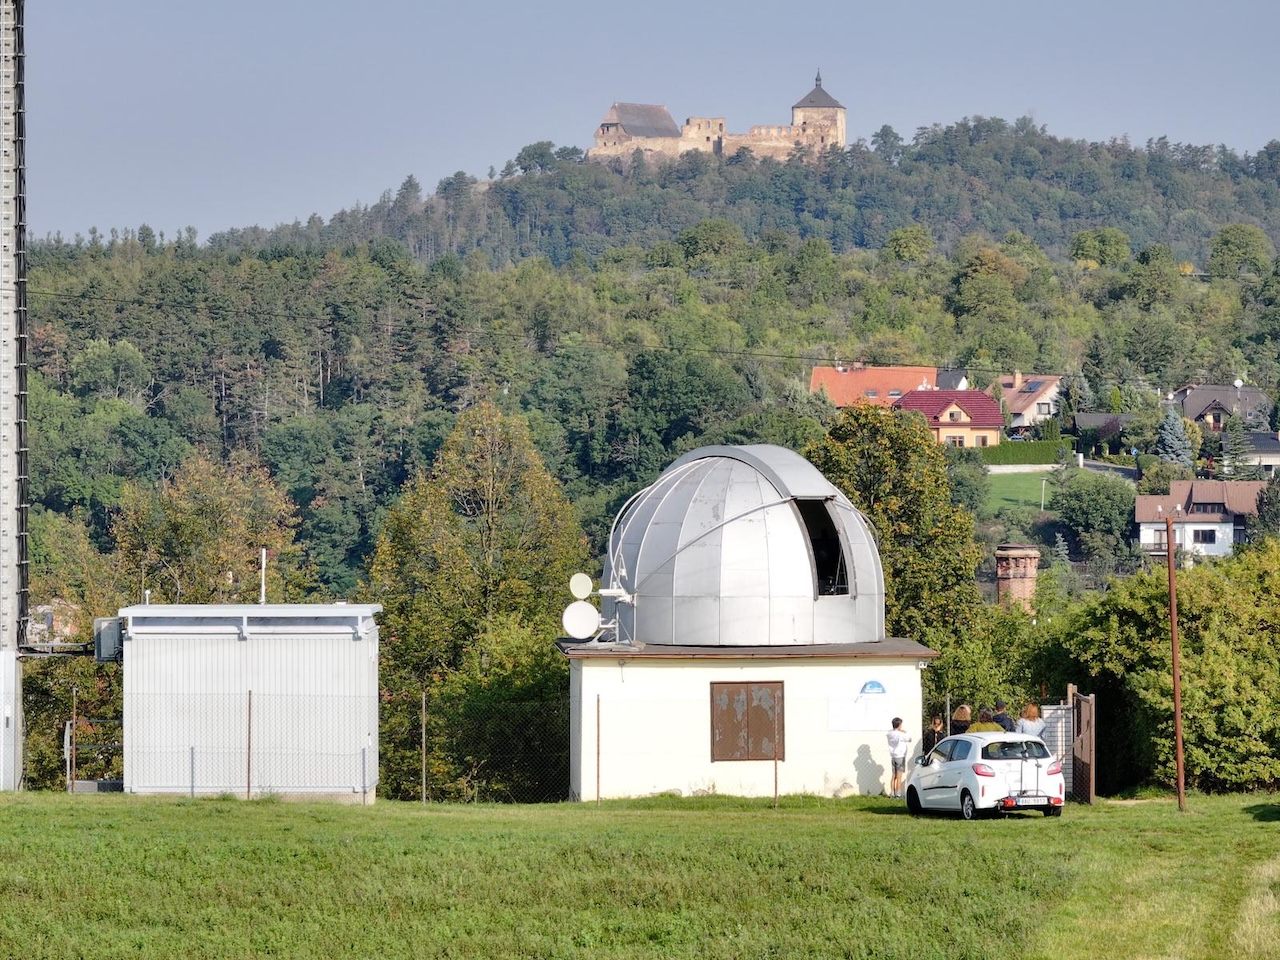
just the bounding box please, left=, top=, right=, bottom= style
left=933, top=737, right=972, bottom=810
left=914, top=738, right=954, bottom=809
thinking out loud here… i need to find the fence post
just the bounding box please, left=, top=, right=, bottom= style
left=773, top=706, right=779, bottom=809
left=595, top=693, right=601, bottom=807
left=361, top=746, right=368, bottom=805
left=246, top=689, right=253, bottom=801
left=70, top=686, right=78, bottom=793
left=189, top=746, right=195, bottom=799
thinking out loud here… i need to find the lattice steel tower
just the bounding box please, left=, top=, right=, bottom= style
left=0, top=0, right=27, bottom=791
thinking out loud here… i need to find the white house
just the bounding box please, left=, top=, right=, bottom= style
left=119, top=603, right=382, bottom=802
left=1134, top=480, right=1267, bottom=558
left=559, top=445, right=936, bottom=801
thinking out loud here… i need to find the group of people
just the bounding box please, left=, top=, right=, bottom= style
left=884, top=700, right=1049, bottom=798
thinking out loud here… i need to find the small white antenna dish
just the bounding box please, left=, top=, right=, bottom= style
left=569, top=572, right=593, bottom=600
left=562, top=601, right=601, bottom=640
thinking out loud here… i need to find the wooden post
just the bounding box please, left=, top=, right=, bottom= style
left=70, top=686, right=77, bottom=792
left=595, top=693, right=601, bottom=808
left=1165, top=514, right=1187, bottom=812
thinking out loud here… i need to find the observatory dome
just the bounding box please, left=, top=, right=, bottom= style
left=602, top=445, right=884, bottom=647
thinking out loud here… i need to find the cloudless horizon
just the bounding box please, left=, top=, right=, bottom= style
left=28, top=1, right=1280, bottom=241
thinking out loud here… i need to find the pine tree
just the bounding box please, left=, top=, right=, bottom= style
left=1222, top=415, right=1260, bottom=479
left=1155, top=406, right=1193, bottom=467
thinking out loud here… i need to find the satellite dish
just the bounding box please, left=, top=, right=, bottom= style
left=562, top=601, right=601, bottom=640
left=569, top=572, right=593, bottom=600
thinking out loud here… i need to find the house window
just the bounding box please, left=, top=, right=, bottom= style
left=711, top=682, right=784, bottom=761
left=1193, top=529, right=1216, bottom=545
left=948, top=410, right=963, bottom=421
left=978, top=436, right=989, bottom=447
left=1036, top=402, right=1051, bottom=415
left=865, top=390, right=878, bottom=398
left=945, top=436, right=965, bottom=447
left=888, top=389, right=902, bottom=397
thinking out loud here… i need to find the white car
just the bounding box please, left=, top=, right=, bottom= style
left=904, top=732, right=1065, bottom=819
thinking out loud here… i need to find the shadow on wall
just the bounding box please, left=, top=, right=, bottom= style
left=853, top=743, right=886, bottom=796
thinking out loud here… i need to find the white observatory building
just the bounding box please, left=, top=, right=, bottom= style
left=559, top=445, right=937, bottom=800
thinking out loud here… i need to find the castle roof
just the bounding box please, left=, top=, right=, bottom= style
left=600, top=102, right=680, bottom=139
left=793, top=71, right=844, bottom=110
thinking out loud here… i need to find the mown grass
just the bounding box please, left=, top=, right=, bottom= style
left=0, top=792, right=1277, bottom=959
left=987, top=470, right=1055, bottom=516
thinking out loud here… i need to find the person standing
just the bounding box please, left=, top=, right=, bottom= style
left=950, top=704, right=972, bottom=736
left=1016, top=702, right=1047, bottom=737
left=993, top=699, right=1016, bottom=732
left=922, top=715, right=945, bottom=755
left=968, top=707, right=1004, bottom=732
left=886, top=718, right=911, bottom=799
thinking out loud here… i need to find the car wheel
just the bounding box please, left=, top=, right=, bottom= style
left=960, top=790, right=978, bottom=821
left=906, top=787, right=922, bottom=815
left=1044, top=804, right=1063, bottom=818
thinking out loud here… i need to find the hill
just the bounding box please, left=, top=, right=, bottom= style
left=200, top=117, right=1280, bottom=269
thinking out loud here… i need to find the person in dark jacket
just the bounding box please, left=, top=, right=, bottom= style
left=949, top=704, right=971, bottom=736
left=993, top=699, right=1016, bottom=732
left=922, top=715, right=945, bottom=755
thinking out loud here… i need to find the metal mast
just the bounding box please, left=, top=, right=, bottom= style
left=0, top=0, right=27, bottom=790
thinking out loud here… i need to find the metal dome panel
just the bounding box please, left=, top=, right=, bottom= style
left=603, top=445, right=886, bottom=646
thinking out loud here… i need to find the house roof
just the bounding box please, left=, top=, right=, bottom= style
left=1248, top=431, right=1280, bottom=453
left=893, top=389, right=1005, bottom=428
left=990, top=373, right=1062, bottom=416
left=1134, top=479, right=1268, bottom=524
left=809, top=364, right=937, bottom=407
left=600, top=102, right=681, bottom=139
left=1176, top=384, right=1272, bottom=422
left=793, top=72, right=844, bottom=110
left=936, top=368, right=968, bottom=390
left=556, top=638, right=937, bottom=660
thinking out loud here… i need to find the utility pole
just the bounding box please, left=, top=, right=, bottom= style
left=1164, top=511, right=1187, bottom=812
left=0, top=0, right=26, bottom=792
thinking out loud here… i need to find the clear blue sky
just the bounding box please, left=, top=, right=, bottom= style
left=28, top=0, right=1280, bottom=241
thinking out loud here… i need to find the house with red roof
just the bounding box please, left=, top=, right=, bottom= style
left=810, top=364, right=940, bottom=408
left=1135, top=480, right=1268, bottom=558
left=892, top=390, right=1004, bottom=448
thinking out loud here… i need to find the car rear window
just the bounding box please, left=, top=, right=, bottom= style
left=982, top=740, right=1050, bottom=761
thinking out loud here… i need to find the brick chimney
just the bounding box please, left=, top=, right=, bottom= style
left=1012, top=370, right=1023, bottom=391
left=995, top=543, right=1040, bottom=612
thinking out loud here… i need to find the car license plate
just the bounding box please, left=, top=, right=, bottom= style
left=1014, top=796, right=1047, bottom=806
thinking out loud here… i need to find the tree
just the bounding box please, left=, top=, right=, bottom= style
left=366, top=402, right=588, bottom=799
left=1208, top=223, right=1275, bottom=279
left=1250, top=473, right=1280, bottom=541
left=112, top=452, right=308, bottom=604
left=514, top=141, right=558, bottom=175
left=1049, top=469, right=1136, bottom=561
left=883, top=225, right=933, bottom=264
left=1222, top=415, right=1259, bottom=479
left=1155, top=406, right=1193, bottom=466
left=1069, top=227, right=1131, bottom=268
left=804, top=405, right=982, bottom=641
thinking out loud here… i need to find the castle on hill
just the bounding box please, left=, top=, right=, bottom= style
left=587, top=73, right=847, bottom=164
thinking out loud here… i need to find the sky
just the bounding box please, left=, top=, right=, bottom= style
left=27, top=0, right=1280, bottom=242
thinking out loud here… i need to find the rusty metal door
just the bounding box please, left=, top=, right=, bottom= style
left=1069, top=684, right=1096, bottom=803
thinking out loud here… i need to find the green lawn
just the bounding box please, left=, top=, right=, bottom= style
left=987, top=470, right=1056, bottom=515
left=0, top=792, right=1277, bottom=959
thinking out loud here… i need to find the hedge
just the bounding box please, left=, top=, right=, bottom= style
left=979, top=440, right=1067, bottom=465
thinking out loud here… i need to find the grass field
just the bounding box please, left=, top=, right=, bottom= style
left=1, top=792, right=1278, bottom=959
left=987, top=470, right=1055, bottom=515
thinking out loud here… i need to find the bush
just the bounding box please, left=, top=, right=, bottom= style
left=980, top=440, right=1067, bottom=465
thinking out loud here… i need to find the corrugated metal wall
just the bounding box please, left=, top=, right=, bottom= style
left=124, top=624, right=378, bottom=800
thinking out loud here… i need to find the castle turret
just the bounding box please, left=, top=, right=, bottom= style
left=791, top=70, right=846, bottom=149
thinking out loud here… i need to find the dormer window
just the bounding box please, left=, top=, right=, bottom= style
left=948, top=410, right=963, bottom=421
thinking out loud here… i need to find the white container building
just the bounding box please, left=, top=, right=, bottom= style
left=120, top=603, right=381, bottom=802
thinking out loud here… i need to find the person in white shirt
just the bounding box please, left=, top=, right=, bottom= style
left=886, top=717, right=912, bottom=799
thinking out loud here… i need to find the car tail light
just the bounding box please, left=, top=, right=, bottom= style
left=1047, top=759, right=1062, bottom=776
left=972, top=763, right=996, bottom=777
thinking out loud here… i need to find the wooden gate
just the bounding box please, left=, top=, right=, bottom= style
left=1068, top=684, right=1096, bottom=804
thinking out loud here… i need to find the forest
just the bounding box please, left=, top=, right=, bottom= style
left=24, top=117, right=1280, bottom=797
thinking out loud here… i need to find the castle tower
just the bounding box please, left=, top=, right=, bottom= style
left=995, top=544, right=1040, bottom=612
left=791, top=70, right=846, bottom=150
